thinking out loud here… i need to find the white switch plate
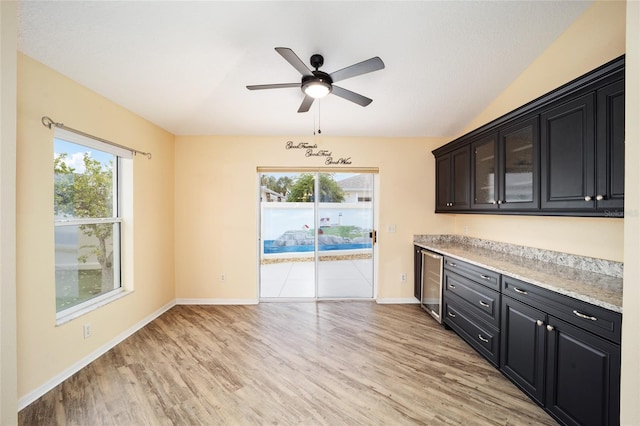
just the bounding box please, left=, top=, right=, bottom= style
left=387, top=224, right=397, bottom=233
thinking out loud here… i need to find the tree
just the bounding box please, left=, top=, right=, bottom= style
left=287, top=173, right=345, bottom=202
left=261, top=174, right=294, bottom=197
left=54, top=152, right=115, bottom=293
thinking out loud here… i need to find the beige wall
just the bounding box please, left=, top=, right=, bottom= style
left=174, top=135, right=453, bottom=301
left=621, top=1, right=640, bottom=423
left=1, top=2, right=18, bottom=424
left=449, top=0, right=626, bottom=262
left=16, top=55, right=176, bottom=402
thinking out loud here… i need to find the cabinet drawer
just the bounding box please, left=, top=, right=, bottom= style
left=444, top=257, right=500, bottom=291
left=502, top=275, right=622, bottom=344
left=444, top=299, right=500, bottom=366
left=444, top=271, right=500, bottom=327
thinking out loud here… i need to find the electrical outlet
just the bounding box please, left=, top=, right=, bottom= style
left=221, top=273, right=225, bottom=282
left=401, top=273, right=407, bottom=282
left=83, top=323, right=92, bottom=339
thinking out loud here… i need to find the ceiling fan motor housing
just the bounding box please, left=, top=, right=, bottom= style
left=310, top=54, right=324, bottom=70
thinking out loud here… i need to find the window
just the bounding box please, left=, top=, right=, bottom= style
left=54, top=128, right=131, bottom=318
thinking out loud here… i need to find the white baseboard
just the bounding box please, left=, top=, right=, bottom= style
left=376, top=297, right=420, bottom=304
left=176, top=298, right=259, bottom=305
left=17, top=300, right=176, bottom=411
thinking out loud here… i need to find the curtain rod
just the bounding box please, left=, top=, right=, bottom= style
left=41, top=116, right=152, bottom=159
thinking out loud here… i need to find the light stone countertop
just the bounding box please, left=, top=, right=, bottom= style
left=413, top=235, right=623, bottom=313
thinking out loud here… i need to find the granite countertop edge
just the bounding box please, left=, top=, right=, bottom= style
left=413, top=235, right=623, bottom=313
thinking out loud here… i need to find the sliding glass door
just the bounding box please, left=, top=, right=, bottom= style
left=259, top=171, right=375, bottom=299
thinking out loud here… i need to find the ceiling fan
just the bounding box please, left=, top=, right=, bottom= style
left=247, top=47, right=385, bottom=113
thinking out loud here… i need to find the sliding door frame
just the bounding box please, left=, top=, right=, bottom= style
left=257, top=167, right=379, bottom=302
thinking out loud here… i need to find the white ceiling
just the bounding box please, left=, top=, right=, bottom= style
left=17, top=1, right=593, bottom=138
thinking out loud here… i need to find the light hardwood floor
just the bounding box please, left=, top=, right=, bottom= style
left=19, top=302, right=557, bottom=425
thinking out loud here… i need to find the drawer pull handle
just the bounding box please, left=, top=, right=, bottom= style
left=513, top=287, right=528, bottom=295
left=449, top=262, right=457, bottom=267
left=573, top=310, right=598, bottom=321
left=478, top=334, right=489, bottom=343
left=448, top=311, right=456, bottom=318
left=479, top=300, right=490, bottom=308
left=449, top=284, right=456, bottom=289
left=480, top=274, right=492, bottom=280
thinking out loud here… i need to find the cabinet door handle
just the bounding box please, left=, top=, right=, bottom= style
left=513, top=287, right=528, bottom=295
left=596, top=194, right=604, bottom=201
left=479, top=300, right=490, bottom=308
left=573, top=310, right=598, bottom=321
left=497, top=200, right=504, bottom=205
left=546, top=325, right=554, bottom=332
left=478, top=334, right=489, bottom=343
left=480, top=274, right=492, bottom=281
left=584, top=195, right=593, bottom=202
left=448, top=311, right=456, bottom=318
left=536, top=320, right=544, bottom=327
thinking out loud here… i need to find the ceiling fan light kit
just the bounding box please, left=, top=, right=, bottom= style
left=302, top=73, right=332, bottom=98
left=247, top=47, right=384, bottom=113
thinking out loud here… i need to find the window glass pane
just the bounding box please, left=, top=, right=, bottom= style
left=55, top=223, right=120, bottom=312
left=54, top=139, right=115, bottom=219
left=54, top=135, right=122, bottom=315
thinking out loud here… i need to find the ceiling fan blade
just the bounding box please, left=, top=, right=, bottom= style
left=331, top=86, right=373, bottom=107
left=246, top=83, right=300, bottom=90
left=275, top=47, right=313, bottom=76
left=330, top=57, right=385, bottom=83
left=298, top=95, right=314, bottom=113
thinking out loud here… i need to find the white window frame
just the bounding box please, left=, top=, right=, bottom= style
left=54, top=128, right=132, bottom=323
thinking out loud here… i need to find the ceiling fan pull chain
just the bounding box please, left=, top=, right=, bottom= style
left=318, top=101, right=322, bottom=134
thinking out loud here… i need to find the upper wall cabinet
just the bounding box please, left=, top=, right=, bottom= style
left=433, top=55, right=624, bottom=218
left=471, top=116, right=539, bottom=211
left=540, top=93, right=596, bottom=211
left=436, top=145, right=470, bottom=211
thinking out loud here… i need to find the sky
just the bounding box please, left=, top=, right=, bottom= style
left=54, top=138, right=113, bottom=173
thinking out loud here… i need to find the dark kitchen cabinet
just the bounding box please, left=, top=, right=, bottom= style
left=501, top=276, right=621, bottom=426
left=595, top=79, right=625, bottom=214
left=471, top=116, right=539, bottom=211
left=501, top=296, right=546, bottom=404
left=541, top=93, right=597, bottom=211
left=414, top=245, right=422, bottom=300
left=432, top=55, right=624, bottom=218
left=546, top=316, right=621, bottom=426
left=443, top=257, right=501, bottom=366
left=541, top=77, right=625, bottom=216
left=435, top=146, right=470, bottom=211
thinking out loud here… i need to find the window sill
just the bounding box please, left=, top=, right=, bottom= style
left=56, top=289, right=133, bottom=326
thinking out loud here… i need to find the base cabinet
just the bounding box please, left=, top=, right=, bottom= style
left=442, top=257, right=501, bottom=367
left=414, top=245, right=422, bottom=300
left=545, top=316, right=621, bottom=426
left=501, top=292, right=621, bottom=426
left=500, top=296, right=546, bottom=404
left=413, top=247, right=621, bottom=426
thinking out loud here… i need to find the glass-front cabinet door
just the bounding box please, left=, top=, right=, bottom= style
left=500, top=116, right=539, bottom=209
left=472, top=133, right=498, bottom=208
left=471, top=116, right=539, bottom=211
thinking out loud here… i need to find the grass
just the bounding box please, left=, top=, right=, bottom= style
left=56, top=269, right=104, bottom=312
